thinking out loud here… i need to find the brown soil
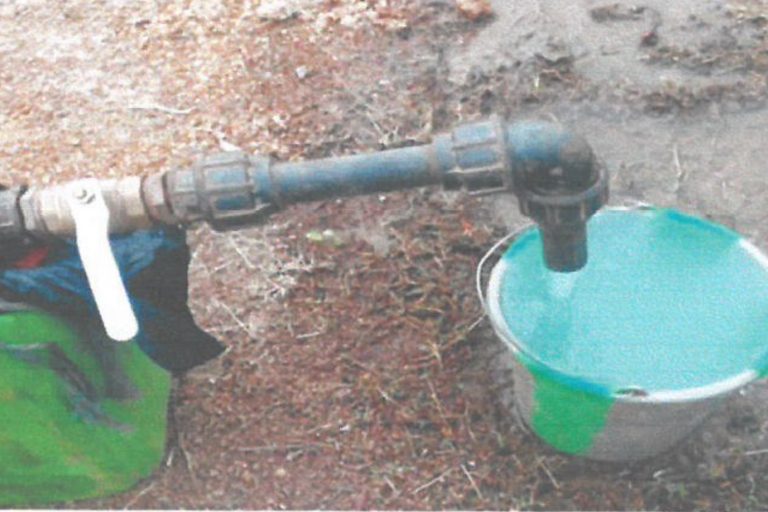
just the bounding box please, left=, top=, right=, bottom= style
left=4, top=0, right=768, bottom=510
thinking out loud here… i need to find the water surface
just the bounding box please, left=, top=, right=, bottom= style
left=498, top=209, right=768, bottom=392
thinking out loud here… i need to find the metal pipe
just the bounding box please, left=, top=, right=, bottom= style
left=18, top=177, right=153, bottom=237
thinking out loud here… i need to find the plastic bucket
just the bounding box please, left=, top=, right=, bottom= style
left=479, top=206, right=768, bottom=461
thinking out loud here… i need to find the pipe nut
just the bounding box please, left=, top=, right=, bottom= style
left=517, top=164, right=609, bottom=227
left=142, top=173, right=177, bottom=225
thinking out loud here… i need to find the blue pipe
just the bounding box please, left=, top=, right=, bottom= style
left=270, top=145, right=440, bottom=205
left=166, top=117, right=607, bottom=270
left=258, top=120, right=598, bottom=206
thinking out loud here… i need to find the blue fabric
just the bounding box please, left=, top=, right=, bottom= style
left=0, top=229, right=224, bottom=372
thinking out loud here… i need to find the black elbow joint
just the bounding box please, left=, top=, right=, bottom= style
left=507, top=122, right=609, bottom=272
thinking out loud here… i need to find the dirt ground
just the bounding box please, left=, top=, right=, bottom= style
left=4, top=0, right=768, bottom=510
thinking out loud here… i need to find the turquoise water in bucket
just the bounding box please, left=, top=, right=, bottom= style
left=497, top=208, right=768, bottom=394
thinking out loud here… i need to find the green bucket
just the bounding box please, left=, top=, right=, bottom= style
left=0, top=309, right=171, bottom=506
left=481, top=207, right=768, bottom=460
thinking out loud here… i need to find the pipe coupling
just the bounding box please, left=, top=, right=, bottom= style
left=440, top=116, right=512, bottom=194
left=164, top=151, right=277, bottom=231
left=516, top=164, right=609, bottom=226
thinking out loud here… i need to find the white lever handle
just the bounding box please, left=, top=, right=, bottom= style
left=66, top=179, right=139, bottom=341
